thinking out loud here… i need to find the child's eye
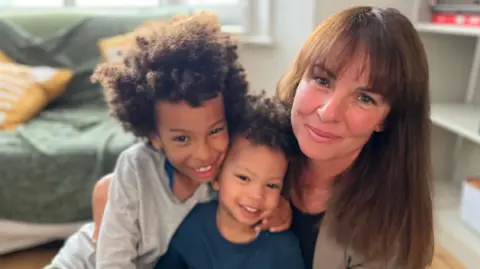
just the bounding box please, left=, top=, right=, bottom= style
left=210, top=127, right=225, bottom=135
left=173, top=135, right=189, bottom=143
left=235, top=174, right=249, bottom=181
left=266, top=183, right=280, bottom=190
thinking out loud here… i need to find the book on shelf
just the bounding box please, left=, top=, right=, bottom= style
left=431, top=12, right=480, bottom=26
left=430, top=3, right=480, bottom=26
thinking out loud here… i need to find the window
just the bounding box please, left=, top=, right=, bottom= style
left=75, top=0, right=159, bottom=7
left=182, top=0, right=273, bottom=44
left=184, top=0, right=238, bottom=4
left=0, top=0, right=272, bottom=45
left=0, top=0, right=63, bottom=7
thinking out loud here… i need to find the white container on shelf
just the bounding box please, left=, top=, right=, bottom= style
left=460, top=178, right=480, bottom=235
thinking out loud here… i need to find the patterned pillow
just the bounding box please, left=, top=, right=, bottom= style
left=0, top=62, right=73, bottom=130
left=97, top=33, right=136, bottom=63
left=97, top=19, right=169, bottom=63
left=0, top=50, right=13, bottom=63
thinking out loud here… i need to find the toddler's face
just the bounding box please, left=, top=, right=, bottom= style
left=214, top=136, right=288, bottom=227
left=151, top=94, right=228, bottom=184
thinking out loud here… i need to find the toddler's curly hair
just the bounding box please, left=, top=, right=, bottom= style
left=91, top=12, right=249, bottom=138
left=232, top=91, right=300, bottom=160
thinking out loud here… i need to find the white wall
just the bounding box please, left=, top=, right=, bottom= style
left=238, top=0, right=415, bottom=95
left=238, top=0, right=316, bottom=95
left=315, top=0, right=414, bottom=24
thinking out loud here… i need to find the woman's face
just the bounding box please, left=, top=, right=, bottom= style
left=291, top=55, right=390, bottom=163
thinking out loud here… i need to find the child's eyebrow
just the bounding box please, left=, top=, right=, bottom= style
left=168, top=128, right=190, bottom=132
left=168, top=118, right=225, bottom=132
left=236, top=165, right=257, bottom=177
left=268, top=175, right=284, bottom=181
left=209, top=118, right=226, bottom=128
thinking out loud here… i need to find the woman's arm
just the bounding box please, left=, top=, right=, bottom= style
left=95, top=152, right=141, bottom=269
left=254, top=196, right=292, bottom=232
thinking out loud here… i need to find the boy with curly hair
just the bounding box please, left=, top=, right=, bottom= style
left=155, top=93, right=304, bottom=269
left=45, top=12, right=251, bottom=269
left=94, top=12, right=252, bottom=269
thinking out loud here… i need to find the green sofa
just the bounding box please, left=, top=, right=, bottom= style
left=0, top=8, right=190, bottom=224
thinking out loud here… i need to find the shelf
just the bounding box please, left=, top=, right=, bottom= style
left=416, top=23, right=480, bottom=37
left=430, top=103, right=480, bottom=145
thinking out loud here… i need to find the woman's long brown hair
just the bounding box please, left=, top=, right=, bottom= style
left=278, top=7, right=434, bottom=269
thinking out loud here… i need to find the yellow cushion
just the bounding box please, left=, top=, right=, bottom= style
left=0, top=63, right=73, bottom=130
left=97, top=19, right=168, bottom=63
left=97, top=33, right=136, bottom=63
left=0, top=50, right=14, bottom=63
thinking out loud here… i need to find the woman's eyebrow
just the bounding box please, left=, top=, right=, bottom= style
left=313, top=64, right=337, bottom=79
left=357, top=87, right=373, bottom=93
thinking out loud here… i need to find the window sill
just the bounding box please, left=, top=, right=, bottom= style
left=222, top=24, right=274, bottom=47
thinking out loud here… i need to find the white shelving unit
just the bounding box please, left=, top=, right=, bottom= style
left=431, top=103, right=480, bottom=145
left=416, top=22, right=480, bottom=36
left=413, top=1, right=480, bottom=268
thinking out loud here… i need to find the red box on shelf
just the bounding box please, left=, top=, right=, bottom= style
left=432, top=12, right=480, bottom=27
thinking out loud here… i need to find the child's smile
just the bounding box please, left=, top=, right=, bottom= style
left=237, top=203, right=263, bottom=222
left=190, top=158, right=222, bottom=180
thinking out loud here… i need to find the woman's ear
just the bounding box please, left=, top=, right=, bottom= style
left=150, top=133, right=163, bottom=150
left=374, top=122, right=384, bottom=132
left=375, top=108, right=390, bottom=132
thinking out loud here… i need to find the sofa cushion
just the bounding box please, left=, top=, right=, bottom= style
left=97, top=18, right=172, bottom=63
left=98, top=32, right=136, bottom=63
left=0, top=50, right=13, bottom=62
left=0, top=62, right=73, bottom=130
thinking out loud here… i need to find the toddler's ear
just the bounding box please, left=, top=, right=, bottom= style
left=150, top=133, right=163, bottom=150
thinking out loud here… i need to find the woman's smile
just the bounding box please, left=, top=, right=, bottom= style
left=305, top=124, right=343, bottom=143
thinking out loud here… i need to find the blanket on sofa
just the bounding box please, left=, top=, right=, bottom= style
left=0, top=14, right=152, bottom=223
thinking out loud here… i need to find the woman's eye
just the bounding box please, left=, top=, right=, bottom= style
left=235, top=175, right=249, bottom=181
left=210, top=127, right=225, bottom=135
left=358, top=94, right=377, bottom=105
left=267, top=183, right=280, bottom=190
left=173, top=136, right=189, bottom=143
left=314, top=76, right=330, bottom=87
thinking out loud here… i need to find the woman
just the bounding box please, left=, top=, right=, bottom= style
left=280, top=6, right=434, bottom=269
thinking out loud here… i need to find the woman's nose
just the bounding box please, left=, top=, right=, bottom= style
left=315, top=93, right=345, bottom=123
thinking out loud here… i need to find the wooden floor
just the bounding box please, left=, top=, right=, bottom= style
left=0, top=243, right=465, bottom=269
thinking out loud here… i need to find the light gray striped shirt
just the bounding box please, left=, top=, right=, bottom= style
left=96, top=143, right=216, bottom=269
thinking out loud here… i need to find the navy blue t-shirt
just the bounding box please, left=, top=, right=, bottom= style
left=155, top=200, right=305, bottom=269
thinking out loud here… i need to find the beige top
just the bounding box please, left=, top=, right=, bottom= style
left=313, top=214, right=398, bottom=269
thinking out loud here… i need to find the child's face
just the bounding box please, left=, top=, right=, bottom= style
left=214, top=136, right=288, bottom=227
left=151, top=94, right=228, bottom=184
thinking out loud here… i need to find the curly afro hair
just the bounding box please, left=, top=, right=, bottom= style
left=232, top=91, right=300, bottom=160
left=91, top=12, right=249, bottom=138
